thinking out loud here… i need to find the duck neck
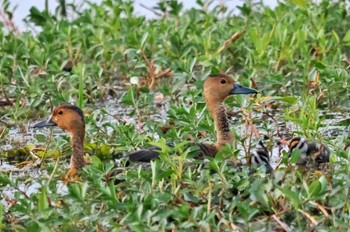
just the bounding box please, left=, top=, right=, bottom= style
left=69, top=129, right=85, bottom=169
left=207, top=101, right=234, bottom=151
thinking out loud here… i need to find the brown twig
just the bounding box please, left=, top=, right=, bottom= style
left=217, top=17, right=250, bottom=54
left=139, top=3, right=162, bottom=16
left=0, top=9, right=18, bottom=33
left=344, top=141, right=350, bottom=151
left=260, top=207, right=289, bottom=222
left=1, top=84, right=13, bottom=106
left=310, top=201, right=329, bottom=217
left=141, top=51, right=172, bottom=90
left=272, top=215, right=290, bottom=232
left=241, top=108, right=259, bottom=138
left=0, top=119, right=12, bottom=127
left=264, top=110, right=283, bottom=139
left=298, top=209, right=318, bottom=226
left=240, top=107, right=259, bottom=165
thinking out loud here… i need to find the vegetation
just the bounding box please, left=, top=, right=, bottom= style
left=0, top=0, right=349, bottom=231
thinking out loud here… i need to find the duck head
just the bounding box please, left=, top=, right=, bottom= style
left=33, top=104, right=85, bottom=138
left=288, top=137, right=308, bottom=156
left=203, top=74, right=257, bottom=103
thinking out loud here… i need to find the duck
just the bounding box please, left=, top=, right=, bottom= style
left=128, top=74, right=272, bottom=170
left=33, top=104, right=85, bottom=180
left=250, top=140, right=274, bottom=173
left=288, top=137, right=330, bottom=164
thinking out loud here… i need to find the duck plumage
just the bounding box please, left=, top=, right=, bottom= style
left=127, top=74, right=264, bottom=167
left=288, top=137, right=330, bottom=164
left=33, top=104, right=86, bottom=179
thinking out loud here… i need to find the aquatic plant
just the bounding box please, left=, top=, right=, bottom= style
left=0, top=0, right=350, bottom=230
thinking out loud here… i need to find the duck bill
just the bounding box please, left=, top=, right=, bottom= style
left=33, top=116, right=57, bottom=128
left=230, top=84, right=257, bottom=95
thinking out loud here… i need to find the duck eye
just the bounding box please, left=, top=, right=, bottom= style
left=58, top=111, right=63, bottom=115
left=220, top=79, right=227, bottom=84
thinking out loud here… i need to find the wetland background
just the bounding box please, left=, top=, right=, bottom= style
left=0, top=0, right=350, bottom=231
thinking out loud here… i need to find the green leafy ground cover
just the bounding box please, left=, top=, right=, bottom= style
left=0, top=0, right=350, bottom=231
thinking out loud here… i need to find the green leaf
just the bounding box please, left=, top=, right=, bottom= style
left=68, top=183, right=85, bottom=202
left=35, top=134, right=48, bottom=143
left=38, top=187, right=49, bottom=212
left=140, top=32, right=149, bottom=48
left=288, top=0, right=308, bottom=9
left=183, top=193, right=200, bottom=203
left=0, top=173, right=12, bottom=185
left=290, top=150, right=301, bottom=164
left=318, top=176, right=328, bottom=192
left=91, top=155, right=102, bottom=167
left=343, top=29, right=350, bottom=42
left=237, top=202, right=259, bottom=220
left=332, top=30, right=339, bottom=43
left=269, top=96, right=299, bottom=104
left=310, top=60, right=326, bottom=70
left=157, top=170, right=173, bottom=179
left=188, top=57, right=197, bottom=73
left=237, top=3, right=251, bottom=16
left=277, top=186, right=301, bottom=208
left=308, top=180, right=322, bottom=198
left=122, top=87, right=136, bottom=106
left=0, top=204, right=4, bottom=231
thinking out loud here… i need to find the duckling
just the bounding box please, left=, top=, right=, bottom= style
left=33, top=104, right=85, bottom=180
left=288, top=137, right=330, bottom=164
left=250, top=140, right=274, bottom=173
left=128, top=74, right=258, bottom=162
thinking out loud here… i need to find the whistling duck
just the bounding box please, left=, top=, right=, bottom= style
left=250, top=140, right=274, bottom=173
left=33, top=104, right=85, bottom=180
left=128, top=74, right=269, bottom=168
left=288, top=137, right=330, bottom=164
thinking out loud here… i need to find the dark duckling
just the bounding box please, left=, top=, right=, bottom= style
left=288, top=137, right=330, bottom=164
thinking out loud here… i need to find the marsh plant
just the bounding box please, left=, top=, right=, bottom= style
left=0, top=0, right=350, bottom=231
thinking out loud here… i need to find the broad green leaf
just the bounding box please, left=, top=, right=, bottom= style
left=311, top=60, right=326, bottom=70
left=290, top=150, right=301, bottom=164
left=35, top=134, right=48, bottom=143
left=318, top=175, right=328, bottom=192
left=308, top=180, right=322, bottom=198
left=277, top=186, right=301, bottom=208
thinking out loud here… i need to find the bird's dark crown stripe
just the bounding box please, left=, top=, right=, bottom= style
left=59, top=104, right=84, bottom=120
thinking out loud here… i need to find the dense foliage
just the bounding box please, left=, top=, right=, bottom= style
left=0, top=0, right=349, bottom=231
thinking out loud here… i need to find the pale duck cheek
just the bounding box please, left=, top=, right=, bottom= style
left=316, top=143, right=321, bottom=150
left=295, top=139, right=308, bottom=156
left=299, top=143, right=308, bottom=155
left=251, top=152, right=262, bottom=167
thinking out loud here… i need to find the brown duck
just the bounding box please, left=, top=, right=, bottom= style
left=33, top=104, right=85, bottom=180
left=128, top=74, right=271, bottom=171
